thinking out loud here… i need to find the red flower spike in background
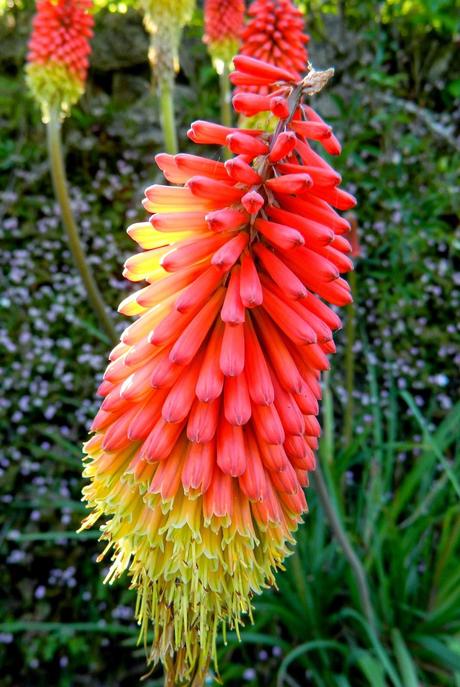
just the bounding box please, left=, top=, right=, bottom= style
left=204, top=0, right=245, bottom=71
left=26, top=0, right=117, bottom=343
left=238, top=0, right=310, bottom=94
left=204, top=0, right=245, bottom=134
left=26, top=0, right=93, bottom=120
left=81, top=56, right=355, bottom=686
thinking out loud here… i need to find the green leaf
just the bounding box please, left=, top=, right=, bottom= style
left=387, top=400, right=460, bottom=524
left=0, top=621, right=139, bottom=637
left=276, top=641, right=347, bottom=687
left=72, top=313, right=114, bottom=345
left=219, top=631, right=291, bottom=653
left=6, top=530, right=100, bottom=542
left=391, top=629, right=419, bottom=687
left=447, top=79, right=460, bottom=98
left=39, top=426, right=84, bottom=459
left=354, top=650, right=387, bottom=687
left=401, top=392, right=460, bottom=498
left=414, top=636, right=460, bottom=674
left=339, top=609, right=403, bottom=687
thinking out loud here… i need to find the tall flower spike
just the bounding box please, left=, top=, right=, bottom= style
left=81, top=57, right=355, bottom=686
left=238, top=0, right=309, bottom=95
left=26, top=0, right=94, bottom=121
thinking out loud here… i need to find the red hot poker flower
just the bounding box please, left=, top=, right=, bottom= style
left=238, top=0, right=310, bottom=94
left=82, top=55, right=355, bottom=685
left=26, top=0, right=94, bottom=118
left=204, top=0, right=245, bottom=68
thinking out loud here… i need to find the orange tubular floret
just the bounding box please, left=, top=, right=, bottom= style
left=232, top=92, right=273, bottom=116
left=221, top=267, right=245, bottom=324
left=233, top=54, right=298, bottom=83
left=220, top=323, right=245, bottom=376
left=187, top=397, right=220, bottom=442
left=182, top=440, right=215, bottom=494
left=206, top=207, right=248, bottom=232
left=224, top=372, right=251, bottom=426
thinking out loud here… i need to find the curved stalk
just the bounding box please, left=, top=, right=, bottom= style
left=343, top=269, right=357, bottom=445
left=219, top=62, right=232, bottom=160
left=322, top=370, right=334, bottom=464
left=219, top=62, right=233, bottom=129
left=46, top=108, right=117, bottom=344
left=312, top=465, right=377, bottom=634
left=159, top=78, right=178, bottom=155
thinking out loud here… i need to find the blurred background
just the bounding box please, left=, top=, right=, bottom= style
left=1, top=0, right=459, bottom=685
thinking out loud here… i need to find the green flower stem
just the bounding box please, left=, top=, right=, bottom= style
left=219, top=62, right=232, bottom=160
left=219, top=62, right=233, bottom=128
left=159, top=78, right=178, bottom=155
left=322, top=370, right=334, bottom=464
left=312, top=464, right=377, bottom=634
left=343, top=268, right=357, bottom=445
left=47, top=108, right=117, bottom=345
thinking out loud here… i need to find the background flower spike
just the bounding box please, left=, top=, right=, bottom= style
left=26, top=0, right=94, bottom=122
left=233, top=0, right=310, bottom=130
left=25, top=0, right=117, bottom=344
left=204, top=0, right=245, bottom=132
left=141, top=0, right=196, bottom=153
left=240, top=0, right=310, bottom=81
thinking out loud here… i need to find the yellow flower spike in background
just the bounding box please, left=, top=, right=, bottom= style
left=141, top=0, right=196, bottom=154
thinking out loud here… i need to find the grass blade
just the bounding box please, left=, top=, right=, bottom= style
left=276, top=640, right=347, bottom=687
left=401, top=391, right=460, bottom=498
left=6, top=530, right=99, bottom=542
left=391, top=629, right=419, bottom=687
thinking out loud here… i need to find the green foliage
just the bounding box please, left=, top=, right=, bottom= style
left=0, top=0, right=459, bottom=685
left=216, top=390, right=460, bottom=686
